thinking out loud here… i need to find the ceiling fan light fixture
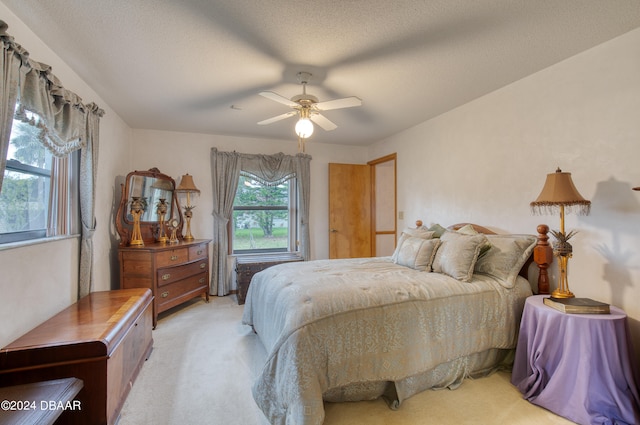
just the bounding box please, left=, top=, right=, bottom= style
left=295, top=117, right=314, bottom=138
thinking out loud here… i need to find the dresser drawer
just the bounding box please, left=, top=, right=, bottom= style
left=157, top=260, right=208, bottom=286
left=120, top=251, right=152, bottom=275
left=155, top=247, right=189, bottom=268
left=189, top=244, right=208, bottom=261
left=156, top=273, right=208, bottom=312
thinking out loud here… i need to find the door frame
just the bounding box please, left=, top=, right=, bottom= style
left=368, top=153, right=397, bottom=256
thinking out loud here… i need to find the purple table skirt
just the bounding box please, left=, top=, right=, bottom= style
left=511, top=295, right=640, bottom=425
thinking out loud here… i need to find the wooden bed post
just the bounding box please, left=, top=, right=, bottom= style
left=533, top=224, right=553, bottom=295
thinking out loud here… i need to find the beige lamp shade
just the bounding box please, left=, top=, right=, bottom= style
left=175, top=174, right=200, bottom=194
left=530, top=168, right=591, bottom=216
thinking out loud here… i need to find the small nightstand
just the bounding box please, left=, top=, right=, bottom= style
left=511, top=295, right=640, bottom=424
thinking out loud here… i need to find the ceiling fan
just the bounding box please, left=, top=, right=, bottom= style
left=258, top=72, right=362, bottom=138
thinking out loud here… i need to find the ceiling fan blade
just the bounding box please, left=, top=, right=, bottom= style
left=259, top=91, right=299, bottom=108
left=310, top=113, right=337, bottom=131
left=315, top=96, right=362, bottom=111
left=257, top=111, right=297, bottom=125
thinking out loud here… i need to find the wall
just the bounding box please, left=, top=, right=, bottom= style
left=128, top=129, right=368, bottom=262
left=369, top=28, right=640, bottom=362
left=0, top=4, right=132, bottom=347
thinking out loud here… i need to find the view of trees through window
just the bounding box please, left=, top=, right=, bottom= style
left=0, top=117, right=52, bottom=237
left=232, top=174, right=291, bottom=252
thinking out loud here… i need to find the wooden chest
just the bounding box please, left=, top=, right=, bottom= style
left=119, top=239, right=211, bottom=327
left=235, top=253, right=303, bottom=304
left=0, top=289, right=153, bottom=425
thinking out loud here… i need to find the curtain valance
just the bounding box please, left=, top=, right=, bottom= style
left=238, top=151, right=310, bottom=186
left=1, top=21, right=104, bottom=160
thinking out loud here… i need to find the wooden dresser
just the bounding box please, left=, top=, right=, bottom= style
left=119, top=239, right=210, bottom=327
left=235, top=253, right=303, bottom=304
left=0, top=289, right=153, bottom=425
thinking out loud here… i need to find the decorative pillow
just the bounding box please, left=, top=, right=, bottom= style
left=401, top=227, right=435, bottom=240
left=455, top=224, right=492, bottom=257
left=432, top=231, right=489, bottom=282
left=474, top=234, right=537, bottom=288
left=393, top=234, right=441, bottom=271
left=427, top=223, right=447, bottom=238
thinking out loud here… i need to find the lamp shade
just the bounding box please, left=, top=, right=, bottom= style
left=530, top=168, right=590, bottom=215
left=175, top=174, right=200, bottom=193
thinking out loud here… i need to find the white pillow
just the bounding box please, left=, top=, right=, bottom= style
left=474, top=234, right=537, bottom=288
left=393, top=234, right=440, bottom=271
left=432, top=231, right=489, bottom=282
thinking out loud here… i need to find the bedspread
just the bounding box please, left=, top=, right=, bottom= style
left=242, top=257, right=532, bottom=425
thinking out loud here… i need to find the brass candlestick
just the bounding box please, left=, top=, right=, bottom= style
left=129, top=196, right=147, bottom=246
left=183, top=205, right=195, bottom=240
left=156, top=198, right=168, bottom=243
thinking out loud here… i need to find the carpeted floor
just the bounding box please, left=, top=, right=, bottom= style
left=118, top=296, right=575, bottom=425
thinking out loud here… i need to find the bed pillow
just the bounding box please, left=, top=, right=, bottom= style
left=427, top=223, right=447, bottom=238
left=401, top=227, right=435, bottom=240
left=474, top=234, right=537, bottom=288
left=454, top=224, right=492, bottom=257
left=393, top=234, right=440, bottom=271
left=432, top=231, right=489, bottom=282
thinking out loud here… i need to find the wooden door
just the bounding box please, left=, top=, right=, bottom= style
left=328, top=163, right=372, bottom=258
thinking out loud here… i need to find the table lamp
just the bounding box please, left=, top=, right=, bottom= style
left=530, top=168, right=591, bottom=298
left=176, top=173, right=200, bottom=240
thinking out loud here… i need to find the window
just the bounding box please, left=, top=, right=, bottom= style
left=0, top=109, right=78, bottom=244
left=232, top=173, right=297, bottom=254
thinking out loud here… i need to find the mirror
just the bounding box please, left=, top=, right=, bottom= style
left=116, top=168, right=183, bottom=246
left=125, top=175, right=174, bottom=223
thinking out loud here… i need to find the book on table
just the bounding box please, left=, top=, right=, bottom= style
left=543, top=297, right=610, bottom=314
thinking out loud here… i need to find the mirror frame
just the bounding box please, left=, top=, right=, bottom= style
left=116, top=168, right=184, bottom=246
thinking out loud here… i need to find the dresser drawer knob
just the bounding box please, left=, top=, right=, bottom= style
left=197, top=250, right=204, bottom=255
left=161, top=291, right=169, bottom=298
left=199, top=277, right=205, bottom=284
left=200, top=263, right=206, bottom=269
left=170, top=255, right=179, bottom=261
left=162, top=273, right=171, bottom=280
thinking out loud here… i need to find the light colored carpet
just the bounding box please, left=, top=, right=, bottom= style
left=118, top=296, right=575, bottom=425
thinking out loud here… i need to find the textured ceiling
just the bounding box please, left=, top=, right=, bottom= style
left=3, top=0, right=640, bottom=146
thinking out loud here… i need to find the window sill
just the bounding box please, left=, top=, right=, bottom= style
left=0, top=234, right=81, bottom=252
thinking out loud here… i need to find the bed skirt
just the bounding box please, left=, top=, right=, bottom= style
left=323, top=348, right=514, bottom=409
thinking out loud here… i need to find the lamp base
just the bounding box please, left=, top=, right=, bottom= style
left=551, top=288, right=575, bottom=299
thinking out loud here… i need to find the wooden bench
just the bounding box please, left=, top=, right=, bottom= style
left=0, top=289, right=153, bottom=424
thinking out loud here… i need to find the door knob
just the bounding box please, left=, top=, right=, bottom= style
left=330, top=228, right=338, bottom=233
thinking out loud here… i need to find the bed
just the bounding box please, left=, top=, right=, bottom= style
left=242, top=223, right=545, bottom=425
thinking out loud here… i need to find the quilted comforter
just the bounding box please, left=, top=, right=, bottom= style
left=242, top=257, right=532, bottom=425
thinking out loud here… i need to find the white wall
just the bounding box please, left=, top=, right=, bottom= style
left=0, top=4, right=132, bottom=347
left=369, top=27, right=640, bottom=362
left=128, top=129, right=369, bottom=261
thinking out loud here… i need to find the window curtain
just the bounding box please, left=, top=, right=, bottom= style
left=0, top=21, right=22, bottom=193
left=0, top=21, right=104, bottom=298
left=210, top=148, right=312, bottom=296
left=47, top=155, right=70, bottom=236
left=210, top=148, right=241, bottom=296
